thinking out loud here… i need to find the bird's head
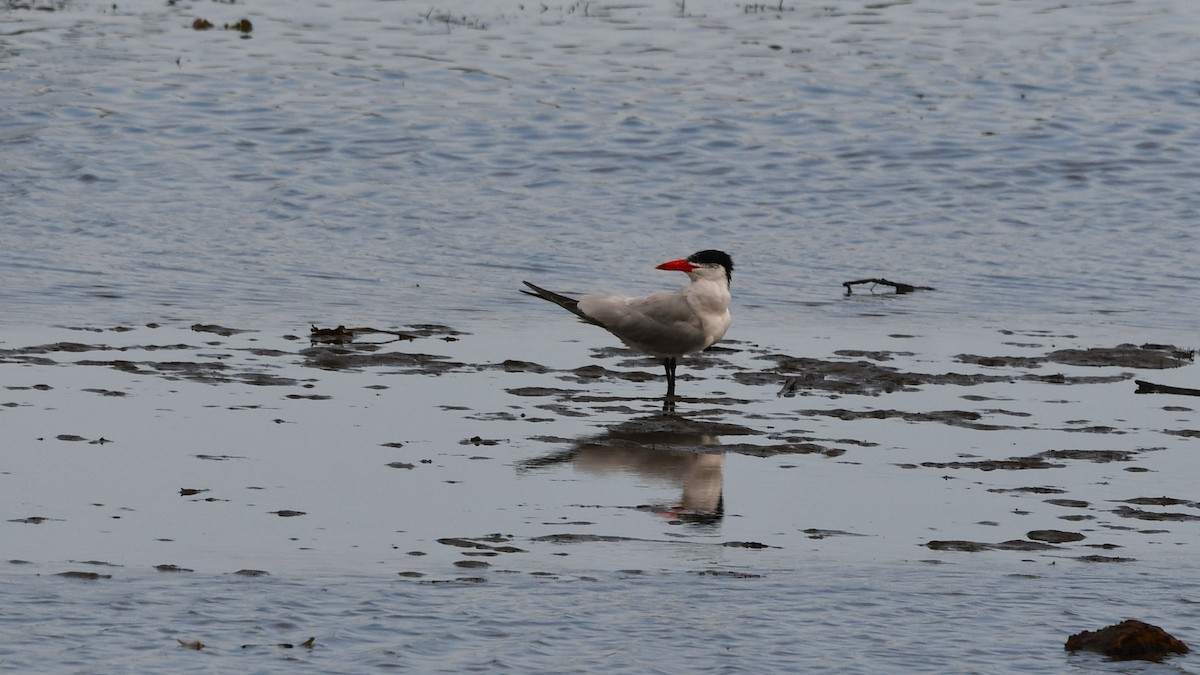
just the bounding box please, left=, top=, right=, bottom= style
left=656, top=250, right=733, bottom=285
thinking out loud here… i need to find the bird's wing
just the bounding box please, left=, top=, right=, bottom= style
left=578, top=291, right=709, bottom=357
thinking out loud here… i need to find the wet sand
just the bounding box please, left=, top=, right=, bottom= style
left=3, top=321, right=1196, bottom=576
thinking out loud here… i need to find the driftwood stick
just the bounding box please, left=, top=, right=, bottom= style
left=1135, top=380, right=1200, bottom=397
left=843, top=278, right=934, bottom=295
left=310, top=324, right=416, bottom=343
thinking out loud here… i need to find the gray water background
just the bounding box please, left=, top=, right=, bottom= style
left=3, top=1, right=1200, bottom=672
left=2, top=0, right=1198, bottom=334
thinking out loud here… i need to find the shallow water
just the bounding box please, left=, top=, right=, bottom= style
left=3, top=0, right=1200, bottom=671
left=2, top=323, right=1199, bottom=672
left=2, top=561, right=1199, bottom=673
left=2, top=0, right=1199, bottom=331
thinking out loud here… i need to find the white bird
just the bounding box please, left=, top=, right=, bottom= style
left=522, top=250, right=733, bottom=399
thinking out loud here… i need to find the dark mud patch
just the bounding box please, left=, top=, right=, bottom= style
left=437, top=535, right=526, bottom=554
left=0, top=323, right=478, bottom=386
left=1074, top=554, right=1136, bottom=563
left=191, top=324, right=250, bottom=337
left=49, top=434, right=111, bottom=444
left=1115, top=497, right=1196, bottom=507
left=1056, top=423, right=1125, bottom=434
left=300, top=345, right=462, bottom=374
left=1110, top=505, right=1200, bottom=522
left=750, top=342, right=1190, bottom=399
left=533, top=403, right=594, bottom=418
left=832, top=350, right=915, bottom=361
left=499, top=347, right=738, bottom=391
left=698, top=570, right=763, bottom=578
left=796, top=408, right=1020, bottom=431
left=462, top=436, right=504, bottom=446
left=1048, top=344, right=1192, bottom=369
left=923, top=539, right=1063, bottom=552
left=529, top=533, right=774, bottom=549
left=73, top=358, right=301, bottom=386
left=563, top=364, right=662, bottom=385
left=402, top=324, right=467, bottom=340
left=463, top=411, right=532, bottom=421
left=1027, top=529, right=1085, bottom=543
left=1163, top=429, right=1200, bottom=438
left=759, top=356, right=1010, bottom=396
left=989, top=486, right=1067, bottom=495
left=531, top=534, right=640, bottom=544
left=958, top=343, right=1192, bottom=370
left=803, top=528, right=869, bottom=539
left=3, top=341, right=105, bottom=355
left=765, top=433, right=878, bottom=451
left=911, top=446, right=1160, bottom=472
left=720, top=441, right=845, bottom=458
left=1041, top=448, right=1151, bottom=463
left=1045, top=498, right=1090, bottom=508
left=506, top=386, right=580, bottom=397
left=494, top=360, right=551, bottom=373
left=909, top=455, right=1064, bottom=471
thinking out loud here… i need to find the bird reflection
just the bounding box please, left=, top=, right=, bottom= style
left=518, top=415, right=727, bottom=525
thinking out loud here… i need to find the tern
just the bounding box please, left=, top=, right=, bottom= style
left=522, top=249, right=733, bottom=399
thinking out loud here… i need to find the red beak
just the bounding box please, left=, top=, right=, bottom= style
left=656, top=258, right=696, bottom=272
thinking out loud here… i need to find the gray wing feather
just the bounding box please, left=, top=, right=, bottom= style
left=578, top=291, right=708, bottom=356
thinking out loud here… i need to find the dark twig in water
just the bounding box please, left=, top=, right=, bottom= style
left=1135, top=380, right=1200, bottom=397
left=843, top=278, right=935, bottom=295
left=309, top=325, right=416, bottom=344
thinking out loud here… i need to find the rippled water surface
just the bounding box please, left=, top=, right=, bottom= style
left=3, top=0, right=1200, bottom=672
left=3, top=0, right=1199, bottom=331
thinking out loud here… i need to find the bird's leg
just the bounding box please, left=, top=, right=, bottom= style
left=663, top=357, right=677, bottom=399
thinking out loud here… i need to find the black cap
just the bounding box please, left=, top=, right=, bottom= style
left=687, top=250, right=733, bottom=283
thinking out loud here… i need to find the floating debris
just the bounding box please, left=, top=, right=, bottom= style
left=177, top=638, right=205, bottom=650
left=842, top=278, right=934, bottom=295
left=1066, top=619, right=1188, bottom=661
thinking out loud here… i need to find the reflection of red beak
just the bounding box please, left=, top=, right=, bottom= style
left=656, top=258, right=697, bottom=272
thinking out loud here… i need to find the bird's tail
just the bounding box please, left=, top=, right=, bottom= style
left=521, top=281, right=603, bottom=327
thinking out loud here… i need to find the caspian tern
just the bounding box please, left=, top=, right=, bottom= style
left=522, top=249, right=733, bottom=399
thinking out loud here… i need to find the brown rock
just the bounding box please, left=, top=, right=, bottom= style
left=1066, top=619, right=1189, bottom=661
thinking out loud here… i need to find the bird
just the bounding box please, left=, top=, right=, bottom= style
left=521, top=249, right=733, bottom=400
